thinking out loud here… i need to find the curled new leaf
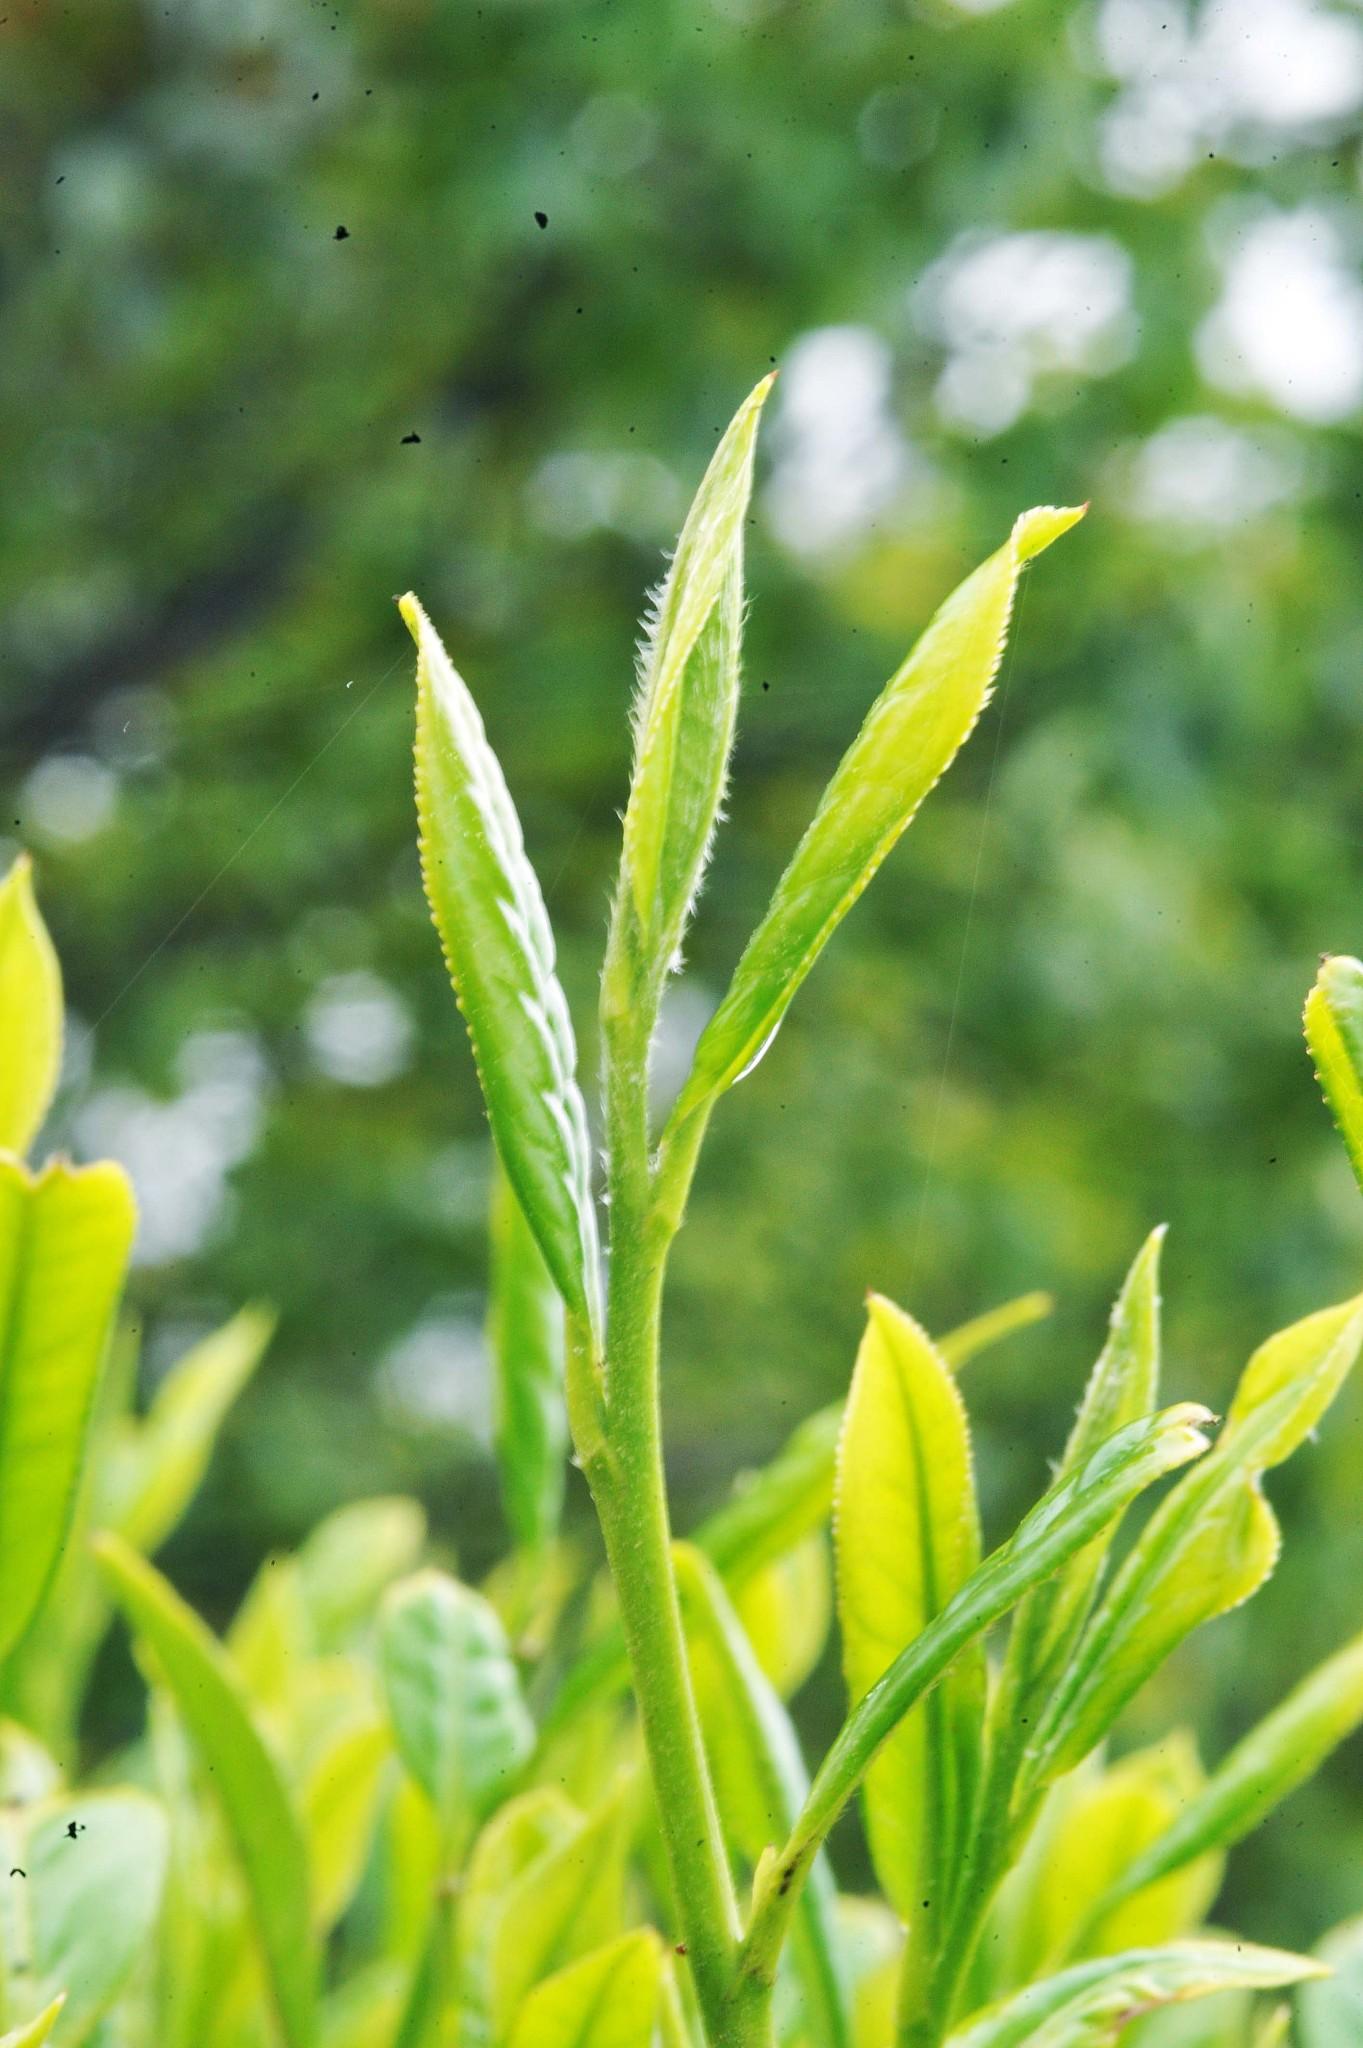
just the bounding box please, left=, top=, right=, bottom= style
left=489, top=1161, right=568, bottom=1553
left=665, top=505, right=1085, bottom=1129
left=404, top=592, right=601, bottom=1337
left=1026, top=1293, right=1363, bottom=1789
left=0, top=854, right=62, bottom=1159
left=1305, top=953, right=1363, bottom=1197
left=617, top=375, right=774, bottom=979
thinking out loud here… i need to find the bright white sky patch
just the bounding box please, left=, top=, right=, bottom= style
left=1097, top=0, right=1363, bottom=198
left=915, top=231, right=1135, bottom=436
left=1198, top=207, right=1363, bottom=424
left=1120, top=416, right=1306, bottom=531
left=764, top=324, right=920, bottom=554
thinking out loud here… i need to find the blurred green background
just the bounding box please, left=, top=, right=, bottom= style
left=5, top=0, right=1363, bottom=1949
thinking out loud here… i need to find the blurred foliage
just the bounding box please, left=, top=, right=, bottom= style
left=4, top=0, right=1363, bottom=1949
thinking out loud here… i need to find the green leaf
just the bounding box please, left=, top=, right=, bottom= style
left=455, top=1788, right=581, bottom=2036
left=508, top=1929, right=663, bottom=2048
left=836, top=1294, right=984, bottom=1928
left=947, top=1943, right=1325, bottom=2048
left=0, top=856, right=62, bottom=1159
left=618, top=374, right=773, bottom=975
left=666, top=505, right=1085, bottom=1126
left=99, top=1306, right=274, bottom=1556
left=675, top=1543, right=851, bottom=2048
left=404, top=590, right=601, bottom=1336
left=380, top=1570, right=534, bottom=1839
left=486, top=1796, right=629, bottom=2040
left=746, top=1404, right=1212, bottom=1957
left=0, top=1156, right=136, bottom=1664
left=489, top=1161, right=567, bottom=1553
left=295, top=1495, right=426, bottom=1649
left=19, top=1789, right=168, bottom=2045
left=1305, top=954, right=1363, bottom=1195
left=1299, top=1916, right=1363, bottom=2048
left=0, top=1998, right=66, bottom=2048
left=1027, top=1293, right=1363, bottom=1787
left=1096, top=1626, right=1363, bottom=1915
left=91, top=1533, right=317, bottom=2048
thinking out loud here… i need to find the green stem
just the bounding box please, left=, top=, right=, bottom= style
left=588, top=960, right=772, bottom=2048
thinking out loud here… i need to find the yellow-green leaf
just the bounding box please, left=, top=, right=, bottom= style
left=0, top=855, right=62, bottom=1159
left=508, top=1929, right=663, bottom=2048
left=666, top=505, right=1085, bottom=1127
left=0, top=1998, right=66, bottom=2048
left=99, top=1306, right=274, bottom=1556
left=405, top=591, right=601, bottom=1337
left=295, top=1495, right=426, bottom=1649
left=302, top=1716, right=390, bottom=1935
left=835, top=1294, right=983, bottom=1925
left=734, top=1531, right=831, bottom=1701
left=0, top=1156, right=135, bottom=1664
left=92, top=1533, right=317, bottom=2048
left=1305, top=953, right=1363, bottom=1195
left=947, top=1942, right=1324, bottom=2048
left=986, top=1741, right=1219, bottom=1996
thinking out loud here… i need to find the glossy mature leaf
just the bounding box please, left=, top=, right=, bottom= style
left=0, top=1156, right=136, bottom=1664
left=0, top=2001, right=66, bottom=2048
left=1304, top=954, right=1363, bottom=1195
left=380, top=1569, right=534, bottom=1836
left=404, top=591, right=601, bottom=1335
left=24, top=1789, right=168, bottom=2044
left=489, top=1162, right=567, bottom=1553
left=990, top=1232, right=1165, bottom=1775
left=734, top=1531, right=831, bottom=1700
left=987, top=1741, right=1219, bottom=1993
left=0, top=857, right=62, bottom=1159
left=619, top=376, right=772, bottom=976
left=836, top=1294, right=983, bottom=1924
left=295, top=1495, right=426, bottom=1649
left=1027, top=1294, right=1363, bottom=1786
left=947, top=1943, right=1324, bottom=2048
left=748, top=1403, right=1212, bottom=1954
left=508, top=1929, right=663, bottom=2048
left=1299, top=1916, right=1363, bottom=2048
left=92, top=1533, right=317, bottom=2048
left=667, top=505, right=1085, bottom=1125
left=675, top=1543, right=851, bottom=2048
left=100, top=1306, right=274, bottom=1555
left=1098, top=1627, right=1363, bottom=1913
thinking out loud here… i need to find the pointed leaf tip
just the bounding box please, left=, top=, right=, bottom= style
left=1013, top=503, right=1087, bottom=563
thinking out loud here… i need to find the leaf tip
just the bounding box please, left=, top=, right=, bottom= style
left=397, top=591, right=426, bottom=646
left=1013, top=503, right=1087, bottom=563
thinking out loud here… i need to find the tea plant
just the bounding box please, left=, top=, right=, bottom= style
left=5, top=384, right=1363, bottom=2048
